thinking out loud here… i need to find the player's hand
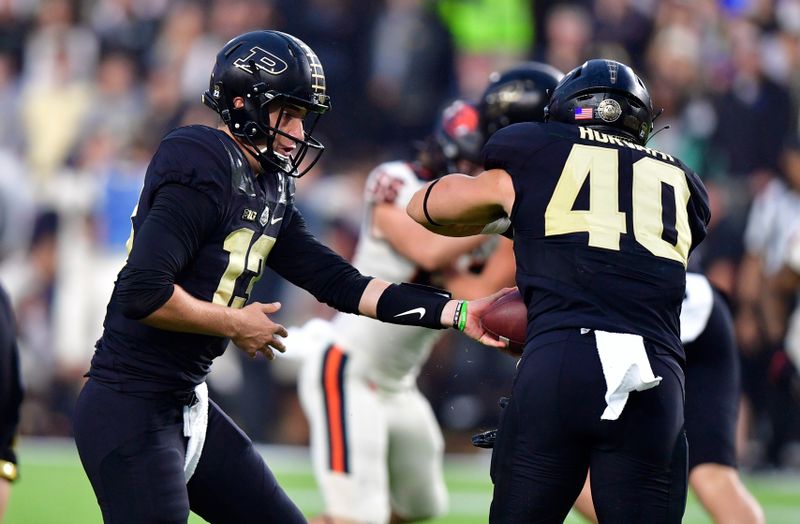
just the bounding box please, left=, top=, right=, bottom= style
left=231, top=302, right=288, bottom=360
left=460, top=287, right=517, bottom=348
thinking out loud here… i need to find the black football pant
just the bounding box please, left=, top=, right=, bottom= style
left=489, top=329, right=687, bottom=524
left=74, top=378, right=306, bottom=523
left=684, top=291, right=739, bottom=471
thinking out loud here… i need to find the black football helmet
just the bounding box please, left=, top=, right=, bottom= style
left=545, top=59, right=654, bottom=145
left=479, top=62, right=564, bottom=137
left=202, top=30, right=331, bottom=177
left=419, top=99, right=483, bottom=179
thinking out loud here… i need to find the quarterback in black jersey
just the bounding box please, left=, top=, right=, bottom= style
left=409, top=59, right=710, bottom=523
left=73, top=30, right=509, bottom=524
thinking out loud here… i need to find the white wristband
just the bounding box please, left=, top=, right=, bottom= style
left=481, top=217, right=512, bottom=235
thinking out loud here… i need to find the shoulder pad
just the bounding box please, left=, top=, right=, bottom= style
left=483, top=122, right=551, bottom=172
left=151, top=126, right=238, bottom=204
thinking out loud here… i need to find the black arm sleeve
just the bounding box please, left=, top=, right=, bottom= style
left=0, top=288, right=22, bottom=466
left=116, top=184, right=218, bottom=319
left=267, top=207, right=372, bottom=314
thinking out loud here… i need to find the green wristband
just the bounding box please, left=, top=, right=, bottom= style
left=457, top=301, right=468, bottom=331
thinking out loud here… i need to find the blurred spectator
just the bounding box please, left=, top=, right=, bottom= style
left=7, top=212, right=64, bottom=435
left=736, top=139, right=800, bottom=467
left=149, top=0, right=207, bottom=99
left=0, top=51, right=22, bottom=152
left=282, top=0, right=379, bottom=155
left=20, top=0, right=98, bottom=184
left=139, top=65, right=191, bottom=150
left=81, top=49, right=145, bottom=151
left=592, top=0, right=653, bottom=69
left=177, top=0, right=278, bottom=101
left=366, top=0, right=456, bottom=155
left=533, top=3, right=593, bottom=76
left=88, top=0, right=165, bottom=67
left=708, top=20, right=793, bottom=207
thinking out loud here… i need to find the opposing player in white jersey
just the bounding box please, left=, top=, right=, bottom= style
left=296, top=64, right=563, bottom=524
left=298, top=99, right=488, bottom=524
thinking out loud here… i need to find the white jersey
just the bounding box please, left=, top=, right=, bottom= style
left=680, top=273, right=714, bottom=345
left=331, top=162, right=445, bottom=390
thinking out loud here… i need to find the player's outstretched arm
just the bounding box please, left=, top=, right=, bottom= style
left=406, top=169, right=514, bottom=235
left=357, top=279, right=513, bottom=348
left=373, top=202, right=488, bottom=271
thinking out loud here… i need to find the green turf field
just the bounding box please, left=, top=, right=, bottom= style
left=5, top=439, right=800, bottom=523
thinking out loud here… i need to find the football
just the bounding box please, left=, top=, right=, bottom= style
left=479, top=290, right=526, bottom=356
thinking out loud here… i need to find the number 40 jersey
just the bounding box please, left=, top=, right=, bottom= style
left=485, top=121, right=710, bottom=361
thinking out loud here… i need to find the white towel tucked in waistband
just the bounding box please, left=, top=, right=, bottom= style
left=594, top=330, right=662, bottom=421
left=183, top=381, right=209, bottom=482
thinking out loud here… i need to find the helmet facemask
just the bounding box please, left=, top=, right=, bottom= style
left=219, top=80, right=327, bottom=178
left=242, top=96, right=325, bottom=178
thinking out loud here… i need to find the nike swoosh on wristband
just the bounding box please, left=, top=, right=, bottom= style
left=394, top=307, right=426, bottom=320
left=270, top=215, right=283, bottom=225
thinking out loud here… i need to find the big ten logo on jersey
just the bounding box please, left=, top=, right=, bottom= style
left=367, top=170, right=405, bottom=205
left=545, top=129, right=692, bottom=266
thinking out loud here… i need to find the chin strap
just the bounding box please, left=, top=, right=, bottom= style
left=646, top=107, right=670, bottom=145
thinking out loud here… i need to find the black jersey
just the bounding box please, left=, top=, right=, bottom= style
left=90, top=125, right=370, bottom=394
left=0, top=285, right=22, bottom=465
left=484, top=122, right=710, bottom=359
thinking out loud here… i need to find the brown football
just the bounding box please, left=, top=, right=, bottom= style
left=479, top=290, right=526, bottom=356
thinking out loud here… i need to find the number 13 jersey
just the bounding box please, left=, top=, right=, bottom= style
left=484, top=121, right=710, bottom=361
left=90, top=126, right=296, bottom=391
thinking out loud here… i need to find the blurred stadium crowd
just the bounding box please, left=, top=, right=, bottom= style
left=1, top=0, right=800, bottom=471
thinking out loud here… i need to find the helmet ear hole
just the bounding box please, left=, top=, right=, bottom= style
left=244, top=123, right=258, bottom=136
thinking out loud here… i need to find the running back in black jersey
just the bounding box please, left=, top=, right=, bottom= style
left=92, top=125, right=296, bottom=392
left=483, top=121, right=710, bottom=360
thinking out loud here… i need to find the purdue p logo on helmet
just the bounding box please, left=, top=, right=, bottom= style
left=233, top=47, right=289, bottom=76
